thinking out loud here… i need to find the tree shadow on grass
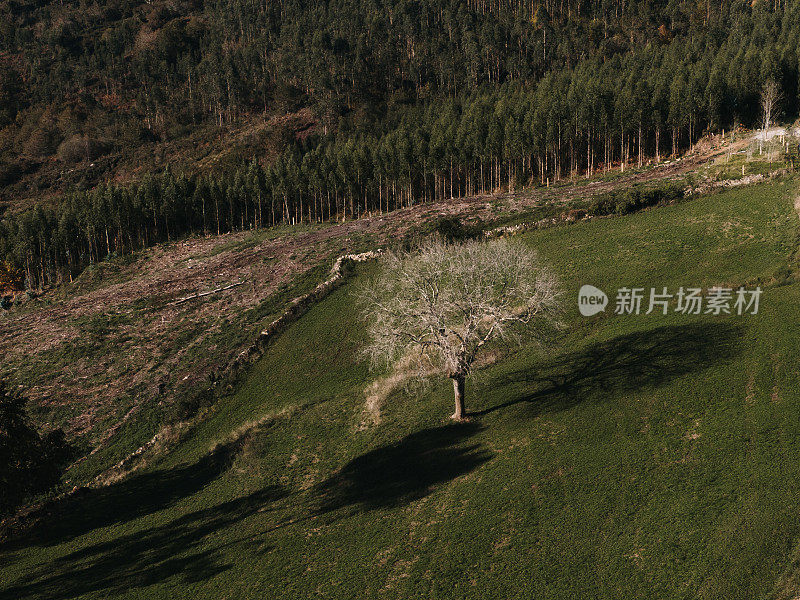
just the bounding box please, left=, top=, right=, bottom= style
left=475, top=321, right=743, bottom=418
left=315, top=422, right=491, bottom=516
left=0, top=485, right=286, bottom=600
left=0, top=435, right=289, bottom=599
left=2, top=438, right=250, bottom=551
left=311, top=323, right=738, bottom=517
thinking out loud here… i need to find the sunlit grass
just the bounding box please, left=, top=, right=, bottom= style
left=3, top=180, right=800, bottom=600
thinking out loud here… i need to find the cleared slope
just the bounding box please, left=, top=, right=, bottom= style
left=1, top=148, right=722, bottom=487
left=2, top=180, right=800, bottom=599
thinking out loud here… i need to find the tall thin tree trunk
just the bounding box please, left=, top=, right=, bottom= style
left=655, top=128, right=660, bottom=163
left=451, top=375, right=466, bottom=420
left=638, top=122, right=643, bottom=167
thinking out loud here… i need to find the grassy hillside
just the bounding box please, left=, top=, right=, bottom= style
left=3, top=180, right=800, bottom=599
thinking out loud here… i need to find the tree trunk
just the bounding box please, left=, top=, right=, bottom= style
left=451, top=375, right=466, bottom=420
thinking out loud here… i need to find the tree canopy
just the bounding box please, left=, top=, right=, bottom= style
left=360, top=237, right=562, bottom=419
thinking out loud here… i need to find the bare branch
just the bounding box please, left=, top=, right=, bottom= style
left=358, top=237, right=563, bottom=418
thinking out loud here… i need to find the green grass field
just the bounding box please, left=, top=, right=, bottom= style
left=3, top=181, right=800, bottom=600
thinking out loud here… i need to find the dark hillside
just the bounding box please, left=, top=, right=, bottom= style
left=1, top=0, right=799, bottom=213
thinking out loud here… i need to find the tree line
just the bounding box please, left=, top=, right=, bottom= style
left=3, top=0, right=800, bottom=288
left=1, top=35, right=798, bottom=289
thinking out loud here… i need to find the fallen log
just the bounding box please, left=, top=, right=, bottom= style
left=169, top=281, right=245, bottom=305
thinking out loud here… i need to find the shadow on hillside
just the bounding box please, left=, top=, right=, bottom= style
left=315, top=422, right=490, bottom=516
left=0, top=485, right=285, bottom=600
left=2, top=438, right=250, bottom=553
left=476, top=321, right=743, bottom=418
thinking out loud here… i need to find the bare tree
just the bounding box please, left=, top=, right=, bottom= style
left=760, top=80, right=782, bottom=156
left=360, top=237, right=562, bottom=420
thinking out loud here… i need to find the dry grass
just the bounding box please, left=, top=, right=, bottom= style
left=360, top=355, right=423, bottom=426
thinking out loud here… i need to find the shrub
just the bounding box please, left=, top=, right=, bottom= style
left=167, top=387, right=215, bottom=423
left=0, top=261, right=25, bottom=292
left=56, top=135, right=110, bottom=163
left=564, top=208, right=587, bottom=222
left=0, top=381, right=73, bottom=517
left=587, top=193, right=616, bottom=216
left=588, top=182, right=684, bottom=217
left=0, top=161, right=22, bottom=186
left=433, top=216, right=482, bottom=242
left=22, top=127, right=59, bottom=159
left=56, top=135, right=87, bottom=163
